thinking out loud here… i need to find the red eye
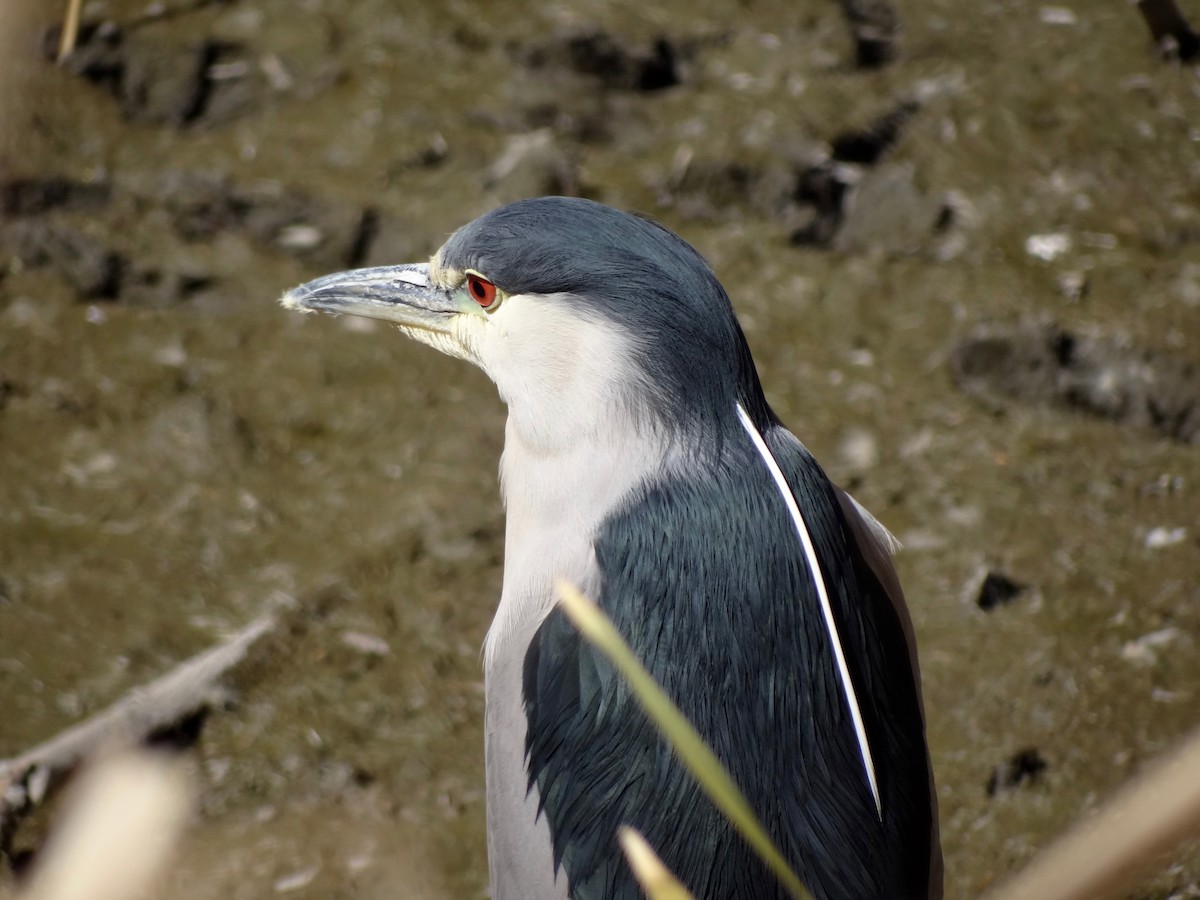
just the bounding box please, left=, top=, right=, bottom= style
left=466, top=273, right=498, bottom=309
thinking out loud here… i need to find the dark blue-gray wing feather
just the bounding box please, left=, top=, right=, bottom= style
left=523, top=424, right=936, bottom=900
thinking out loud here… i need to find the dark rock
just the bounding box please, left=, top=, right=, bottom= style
left=198, top=44, right=271, bottom=126
left=976, top=571, right=1028, bottom=611
left=1, top=177, right=111, bottom=216
left=659, top=154, right=795, bottom=222
left=950, top=321, right=1200, bottom=444
left=563, top=30, right=676, bottom=90
left=2, top=220, right=124, bottom=298
left=0, top=379, right=23, bottom=413
left=833, top=161, right=943, bottom=254
left=791, top=158, right=942, bottom=254
left=523, top=28, right=685, bottom=92
left=120, top=266, right=216, bottom=308
left=158, top=172, right=376, bottom=269
left=119, top=35, right=215, bottom=125
left=160, top=170, right=253, bottom=239
left=670, top=161, right=756, bottom=221
left=346, top=208, right=378, bottom=269
left=483, top=131, right=580, bottom=204
left=503, top=28, right=692, bottom=146
left=52, top=21, right=126, bottom=94
left=119, top=36, right=271, bottom=127
left=790, top=101, right=934, bottom=250
left=52, top=22, right=217, bottom=126
left=517, top=99, right=614, bottom=145
left=838, top=0, right=901, bottom=69
left=831, top=100, right=919, bottom=165
left=361, top=213, right=423, bottom=269
left=391, top=133, right=450, bottom=171
left=146, top=707, right=209, bottom=751
left=633, top=38, right=680, bottom=91
left=986, top=748, right=1048, bottom=796
left=50, top=20, right=311, bottom=128
left=790, top=161, right=854, bottom=246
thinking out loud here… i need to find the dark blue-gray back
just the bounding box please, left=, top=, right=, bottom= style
left=523, top=422, right=935, bottom=899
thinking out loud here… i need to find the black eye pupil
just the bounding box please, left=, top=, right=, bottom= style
left=472, top=281, right=484, bottom=297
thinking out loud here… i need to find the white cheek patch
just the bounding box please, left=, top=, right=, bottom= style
left=476, top=295, right=642, bottom=452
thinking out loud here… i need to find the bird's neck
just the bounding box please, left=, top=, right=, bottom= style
left=486, top=411, right=673, bottom=667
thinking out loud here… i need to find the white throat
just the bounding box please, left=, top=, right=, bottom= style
left=484, top=415, right=671, bottom=668
left=477, top=296, right=674, bottom=667
left=476, top=293, right=650, bottom=453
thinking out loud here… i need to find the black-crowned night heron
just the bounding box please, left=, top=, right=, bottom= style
left=281, top=196, right=942, bottom=900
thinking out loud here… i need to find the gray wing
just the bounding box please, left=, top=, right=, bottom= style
left=834, top=485, right=943, bottom=897
left=835, top=488, right=920, bottom=714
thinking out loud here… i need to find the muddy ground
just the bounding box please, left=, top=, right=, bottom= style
left=1, top=0, right=1198, bottom=897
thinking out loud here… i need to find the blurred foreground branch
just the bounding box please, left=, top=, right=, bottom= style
left=0, top=614, right=276, bottom=857
left=984, top=722, right=1200, bottom=900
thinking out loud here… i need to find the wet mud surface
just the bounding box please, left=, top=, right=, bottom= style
left=2, top=0, right=1199, bottom=897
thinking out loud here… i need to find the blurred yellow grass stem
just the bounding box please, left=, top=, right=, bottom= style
left=618, top=827, right=695, bottom=900
left=20, top=751, right=190, bottom=900
left=555, top=579, right=810, bottom=900
left=57, top=0, right=82, bottom=62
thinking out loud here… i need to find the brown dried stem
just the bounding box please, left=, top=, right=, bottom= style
left=0, top=614, right=275, bottom=857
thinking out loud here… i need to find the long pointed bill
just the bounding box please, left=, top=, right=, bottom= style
left=280, top=263, right=478, bottom=361
left=280, top=263, right=455, bottom=333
